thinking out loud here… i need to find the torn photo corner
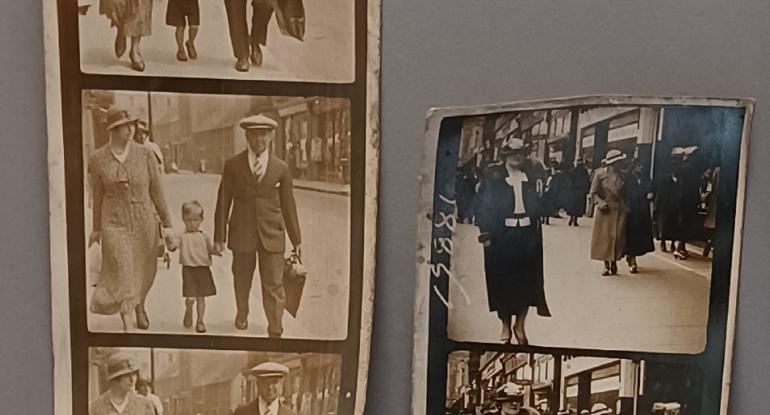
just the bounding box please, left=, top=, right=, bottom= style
left=413, top=95, right=754, bottom=415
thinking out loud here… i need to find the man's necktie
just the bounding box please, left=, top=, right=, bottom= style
left=253, top=159, right=264, bottom=182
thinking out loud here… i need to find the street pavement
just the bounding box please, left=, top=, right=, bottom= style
left=78, top=0, right=354, bottom=82
left=447, top=216, right=711, bottom=353
left=88, top=172, right=351, bottom=339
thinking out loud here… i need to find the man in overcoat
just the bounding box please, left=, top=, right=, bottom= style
left=214, top=114, right=302, bottom=338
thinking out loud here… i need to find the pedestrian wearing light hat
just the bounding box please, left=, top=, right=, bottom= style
left=475, top=137, right=551, bottom=346
left=233, top=362, right=296, bottom=415
left=495, top=383, right=540, bottom=415
left=589, top=149, right=628, bottom=276
left=89, top=353, right=156, bottom=415
left=88, top=106, right=173, bottom=331
left=213, top=114, right=302, bottom=337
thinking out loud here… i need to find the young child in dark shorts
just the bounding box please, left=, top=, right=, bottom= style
left=167, top=201, right=220, bottom=333
left=166, top=0, right=200, bottom=62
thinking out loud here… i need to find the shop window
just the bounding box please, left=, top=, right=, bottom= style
left=609, top=109, right=640, bottom=130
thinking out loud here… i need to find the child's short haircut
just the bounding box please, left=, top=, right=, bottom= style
left=181, top=200, right=204, bottom=219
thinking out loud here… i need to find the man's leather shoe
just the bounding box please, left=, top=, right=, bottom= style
left=234, top=58, right=249, bottom=72
left=234, top=316, right=248, bottom=330
left=250, top=46, right=263, bottom=67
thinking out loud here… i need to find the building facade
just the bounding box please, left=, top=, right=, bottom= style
left=81, top=91, right=351, bottom=185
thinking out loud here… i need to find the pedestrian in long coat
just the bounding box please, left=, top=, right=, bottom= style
left=88, top=107, right=173, bottom=331
left=589, top=149, right=628, bottom=276
left=476, top=138, right=550, bottom=346
left=542, top=164, right=567, bottom=224
left=654, top=147, right=700, bottom=259
left=565, top=159, right=590, bottom=226
left=624, top=160, right=655, bottom=273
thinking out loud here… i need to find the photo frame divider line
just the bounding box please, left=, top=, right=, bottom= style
left=336, top=0, right=374, bottom=412
left=85, top=333, right=348, bottom=353
left=424, top=116, right=462, bottom=415
left=80, top=74, right=357, bottom=98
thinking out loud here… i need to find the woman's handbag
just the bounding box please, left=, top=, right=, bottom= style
left=283, top=253, right=308, bottom=318
left=272, top=0, right=306, bottom=41
left=585, top=194, right=595, bottom=218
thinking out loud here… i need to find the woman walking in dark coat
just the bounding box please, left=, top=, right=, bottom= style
left=624, top=160, right=655, bottom=273
left=476, top=138, right=550, bottom=345
left=565, top=159, right=590, bottom=226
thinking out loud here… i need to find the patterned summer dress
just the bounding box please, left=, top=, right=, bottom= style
left=88, top=142, right=171, bottom=315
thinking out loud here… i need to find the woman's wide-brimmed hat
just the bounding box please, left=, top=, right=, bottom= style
left=106, top=106, right=138, bottom=131
left=494, top=382, right=525, bottom=402
left=603, top=149, right=627, bottom=165
left=590, top=403, right=613, bottom=415
left=499, top=137, right=528, bottom=157
left=106, top=353, right=140, bottom=381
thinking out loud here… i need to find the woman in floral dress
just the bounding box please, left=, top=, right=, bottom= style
left=99, top=0, right=154, bottom=71
left=88, top=107, right=172, bottom=330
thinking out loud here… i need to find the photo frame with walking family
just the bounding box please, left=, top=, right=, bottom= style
left=44, top=0, right=379, bottom=414
left=412, top=96, right=754, bottom=415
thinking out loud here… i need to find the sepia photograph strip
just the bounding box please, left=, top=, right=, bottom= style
left=45, top=0, right=378, bottom=414
left=413, top=96, right=753, bottom=415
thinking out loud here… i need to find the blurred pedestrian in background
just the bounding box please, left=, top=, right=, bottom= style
left=565, top=158, right=590, bottom=227
left=654, top=147, right=700, bottom=260
left=136, top=377, right=164, bottom=415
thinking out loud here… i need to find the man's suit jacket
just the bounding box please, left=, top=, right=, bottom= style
left=214, top=151, right=301, bottom=253
left=232, top=400, right=297, bottom=415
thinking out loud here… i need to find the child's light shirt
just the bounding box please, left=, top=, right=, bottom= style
left=175, top=230, right=213, bottom=267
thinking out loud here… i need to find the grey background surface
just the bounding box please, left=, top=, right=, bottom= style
left=1, top=0, right=768, bottom=413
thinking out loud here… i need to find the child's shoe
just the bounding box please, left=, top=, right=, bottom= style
left=183, top=308, right=193, bottom=328
left=186, top=41, right=198, bottom=60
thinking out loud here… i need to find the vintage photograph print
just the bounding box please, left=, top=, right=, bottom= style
left=413, top=96, right=753, bottom=415
left=88, top=347, right=342, bottom=415
left=75, top=0, right=355, bottom=82
left=82, top=90, right=352, bottom=340
left=446, top=350, right=702, bottom=415
left=446, top=104, right=746, bottom=353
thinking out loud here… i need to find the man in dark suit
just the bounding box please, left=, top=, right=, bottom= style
left=234, top=362, right=297, bottom=415
left=214, top=114, right=302, bottom=338
left=224, top=0, right=305, bottom=72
